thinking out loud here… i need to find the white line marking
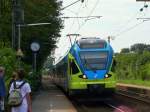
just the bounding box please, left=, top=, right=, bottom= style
left=56, top=94, right=64, bottom=97
left=50, top=103, right=53, bottom=112
left=107, top=103, right=125, bottom=112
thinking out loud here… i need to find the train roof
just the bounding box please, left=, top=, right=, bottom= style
left=54, top=37, right=108, bottom=66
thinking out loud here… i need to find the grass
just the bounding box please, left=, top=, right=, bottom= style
left=117, top=79, right=150, bottom=87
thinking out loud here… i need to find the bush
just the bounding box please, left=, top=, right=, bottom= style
left=26, top=71, right=41, bottom=91
left=0, top=48, right=41, bottom=92
left=115, top=51, right=150, bottom=82
left=0, top=48, right=17, bottom=85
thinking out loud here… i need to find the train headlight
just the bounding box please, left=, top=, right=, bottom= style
left=105, top=74, right=109, bottom=78
left=83, top=74, right=87, bottom=79
left=105, top=74, right=112, bottom=78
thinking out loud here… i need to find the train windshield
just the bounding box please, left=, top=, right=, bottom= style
left=78, top=38, right=106, bottom=49
left=80, top=51, right=108, bottom=70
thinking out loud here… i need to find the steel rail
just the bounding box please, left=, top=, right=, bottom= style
left=105, top=102, right=125, bottom=112
left=71, top=96, right=126, bottom=112
left=116, top=89, right=150, bottom=104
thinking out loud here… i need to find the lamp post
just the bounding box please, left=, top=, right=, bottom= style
left=17, top=22, right=51, bottom=51
left=16, top=47, right=24, bottom=69
left=30, top=42, right=40, bottom=72
left=16, top=22, right=50, bottom=69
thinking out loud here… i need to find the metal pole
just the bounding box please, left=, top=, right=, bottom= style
left=61, top=16, right=102, bottom=19
left=18, top=56, right=21, bottom=69
left=12, top=13, right=14, bottom=48
left=34, top=53, right=37, bottom=72
left=12, top=0, right=15, bottom=48
left=18, top=24, right=21, bottom=49
left=108, top=36, right=111, bottom=43
left=21, top=23, right=51, bottom=27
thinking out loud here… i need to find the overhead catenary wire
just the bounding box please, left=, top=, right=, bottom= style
left=35, top=0, right=84, bottom=22
left=112, top=12, right=140, bottom=35
left=65, top=9, right=79, bottom=15
left=68, top=3, right=83, bottom=33
left=61, top=0, right=101, bottom=45
left=75, top=0, right=100, bottom=34
left=110, top=4, right=149, bottom=39
left=114, top=20, right=148, bottom=37
left=65, top=0, right=101, bottom=46
left=103, top=20, right=149, bottom=43
left=58, top=3, right=83, bottom=50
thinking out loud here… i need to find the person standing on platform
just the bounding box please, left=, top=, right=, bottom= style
left=8, top=71, right=17, bottom=90
left=9, top=69, right=32, bottom=112
left=0, top=66, right=6, bottom=112
left=7, top=71, right=17, bottom=112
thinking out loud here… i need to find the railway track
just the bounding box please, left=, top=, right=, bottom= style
left=116, top=89, right=150, bottom=104
left=68, top=89, right=150, bottom=112
left=105, top=102, right=126, bottom=112
left=55, top=81, right=150, bottom=111
left=70, top=95, right=130, bottom=112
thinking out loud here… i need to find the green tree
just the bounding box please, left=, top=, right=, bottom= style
left=0, top=0, right=63, bottom=71
left=120, top=48, right=130, bottom=53
left=21, top=0, right=63, bottom=70
left=115, top=49, right=150, bottom=81
left=0, top=0, right=11, bottom=48
left=130, top=43, right=147, bottom=53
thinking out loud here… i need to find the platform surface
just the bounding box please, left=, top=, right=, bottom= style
left=32, top=77, right=77, bottom=112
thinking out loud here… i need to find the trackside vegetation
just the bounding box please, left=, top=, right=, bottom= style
left=115, top=43, right=150, bottom=87
left=0, top=47, right=42, bottom=112
left=0, top=48, right=40, bottom=91
left=0, top=0, right=63, bottom=71
left=0, top=0, right=63, bottom=92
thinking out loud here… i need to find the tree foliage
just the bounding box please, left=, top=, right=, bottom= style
left=0, top=0, right=63, bottom=71
left=120, top=48, right=130, bottom=53
left=0, top=47, right=42, bottom=93
left=0, top=48, right=17, bottom=81
left=0, top=0, right=12, bottom=47
left=22, top=0, right=63, bottom=70
left=115, top=50, right=150, bottom=81
left=130, top=43, right=150, bottom=53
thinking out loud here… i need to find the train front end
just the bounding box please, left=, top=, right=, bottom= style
left=68, top=37, right=116, bottom=93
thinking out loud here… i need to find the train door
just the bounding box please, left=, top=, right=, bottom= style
left=70, top=59, right=80, bottom=75
left=68, top=58, right=71, bottom=76
left=68, top=58, right=80, bottom=75
left=65, top=57, right=71, bottom=92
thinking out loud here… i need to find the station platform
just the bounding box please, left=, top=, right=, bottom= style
left=32, top=77, right=77, bottom=112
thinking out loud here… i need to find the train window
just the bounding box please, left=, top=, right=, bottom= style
left=78, top=38, right=106, bottom=49
left=80, top=51, right=108, bottom=70
left=71, top=61, right=79, bottom=74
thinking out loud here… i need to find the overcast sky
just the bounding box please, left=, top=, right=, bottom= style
left=54, top=0, right=150, bottom=60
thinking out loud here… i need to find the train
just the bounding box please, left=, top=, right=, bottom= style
left=52, top=37, right=116, bottom=95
